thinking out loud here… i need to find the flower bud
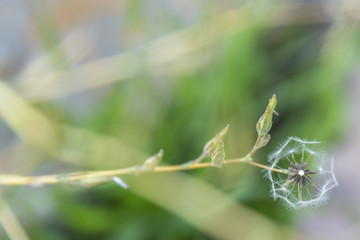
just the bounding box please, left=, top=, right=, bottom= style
left=215, top=124, right=229, bottom=140
left=203, top=137, right=222, bottom=157
left=255, top=134, right=271, bottom=150
left=210, top=139, right=225, bottom=168
left=203, top=124, right=229, bottom=157
left=203, top=139, right=218, bottom=157
left=211, top=148, right=225, bottom=168
left=256, top=94, right=277, bottom=136
left=138, top=149, right=164, bottom=173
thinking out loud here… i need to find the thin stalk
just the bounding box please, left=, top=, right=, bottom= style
left=298, top=184, right=302, bottom=201
left=0, top=157, right=286, bottom=186
left=192, top=153, right=206, bottom=164
left=249, top=136, right=261, bottom=157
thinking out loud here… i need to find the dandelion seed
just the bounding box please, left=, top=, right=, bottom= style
left=112, top=176, right=128, bottom=189
left=266, top=137, right=338, bottom=209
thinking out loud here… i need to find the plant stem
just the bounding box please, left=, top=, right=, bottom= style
left=192, top=153, right=206, bottom=164
left=249, top=135, right=261, bottom=157
left=0, top=157, right=287, bottom=186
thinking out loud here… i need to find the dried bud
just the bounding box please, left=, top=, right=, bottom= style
left=256, top=94, right=278, bottom=136
left=255, top=134, right=271, bottom=150
left=211, top=150, right=225, bottom=168
left=211, top=139, right=225, bottom=168
left=203, top=138, right=220, bottom=157
left=215, top=124, right=229, bottom=140
left=203, top=124, right=229, bottom=157
left=138, top=149, right=164, bottom=173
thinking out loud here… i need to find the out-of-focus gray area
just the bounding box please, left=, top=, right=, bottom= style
left=299, top=72, right=360, bottom=240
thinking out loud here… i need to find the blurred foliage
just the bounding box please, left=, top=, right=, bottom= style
left=0, top=1, right=359, bottom=239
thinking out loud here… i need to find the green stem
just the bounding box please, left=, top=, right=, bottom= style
left=298, top=184, right=302, bottom=201
left=0, top=156, right=287, bottom=186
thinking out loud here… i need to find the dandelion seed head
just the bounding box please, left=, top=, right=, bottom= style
left=266, top=137, right=338, bottom=209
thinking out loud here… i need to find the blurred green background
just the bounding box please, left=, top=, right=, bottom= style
left=0, top=1, right=359, bottom=239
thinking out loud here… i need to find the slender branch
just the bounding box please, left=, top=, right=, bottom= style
left=249, top=135, right=261, bottom=157
left=244, top=161, right=287, bottom=174
left=192, top=153, right=206, bottom=164
left=0, top=156, right=287, bottom=186
left=298, top=184, right=302, bottom=201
